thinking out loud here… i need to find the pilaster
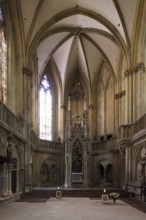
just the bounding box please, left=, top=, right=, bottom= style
left=23, top=67, right=32, bottom=190
left=124, top=62, right=145, bottom=122
left=119, top=145, right=126, bottom=189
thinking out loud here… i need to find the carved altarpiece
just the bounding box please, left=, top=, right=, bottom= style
left=64, top=81, right=91, bottom=187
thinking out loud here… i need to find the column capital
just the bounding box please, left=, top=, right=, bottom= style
left=61, top=104, right=65, bottom=109
left=124, top=62, right=146, bottom=78
left=23, top=67, right=32, bottom=77
left=115, top=90, right=126, bottom=99
left=120, top=145, right=126, bottom=158
left=89, top=104, right=94, bottom=109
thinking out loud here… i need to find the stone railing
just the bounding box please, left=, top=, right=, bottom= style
left=92, top=137, right=117, bottom=153
left=72, top=173, right=83, bottom=183
left=118, top=124, right=133, bottom=140
left=0, top=101, right=24, bottom=136
left=92, top=141, right=107, bottom=151
left=118, top=114, right=146, bottom=141
left=30, top=131, right=63, bottom=153
left=133, top=114, right=146, bottom=135
left=39, top=139, right=63, bottom=152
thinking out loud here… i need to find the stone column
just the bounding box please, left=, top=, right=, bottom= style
left=125, top=146, right=129, bottom=184
left=114, top=94, right=119, bottom=131
left=83, top=142, right=91, bottom=187
left=104, top=90, right=106, bottom=137
left=124, top=63, right=145, bottom=123
left=64, top=143, right=69, bottom=188
left=135, top=63, right=145, bottom=118
left=64, top=141, right=72, bottom=187
left=16, top=170, right=19, bottom=192
left=125, top=69, right=133, bottom=123
left=83, top=142, right=88, bottom=187
left=60, top=104, right=65, bottom=141
left=23, top=68, right=32, bottom=191
left=7, top=164, right=12, bottom=196
left=120, top=145, right=126, bottom=189
left=129, top=71, right=133, bottom=123
left=68, top=153, right=72, bottom=187
left=128, top=147, right=132, bottom=182
left=83, top=97, right=87, bottom=111
left=0, top=163, right=8, bottom=197
left=65, top=110, right=72, bottom=140
left=68, top=96, right=71, bottom=111
left=142, top=142, right=146, bottom=183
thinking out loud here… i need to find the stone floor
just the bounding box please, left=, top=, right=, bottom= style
left=121, top=197, right=146, bottom=213
left=0, top=197, right=146, bottom=220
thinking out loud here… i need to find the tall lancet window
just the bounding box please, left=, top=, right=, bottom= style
left=39, top=75, right=52, bottom=140
left=0, top=5, right=7, bottom=103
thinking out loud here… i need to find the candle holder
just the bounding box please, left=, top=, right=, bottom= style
left=101, top=188, right=108, bottom=203
left=56, top=187, right=62, bottom=199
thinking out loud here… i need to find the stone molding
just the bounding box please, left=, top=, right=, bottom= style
left=115, top=90, right=126, bottom=99
left=23, top=67, right=32, bottom=77
left=60, top=104, right=65, bottom=109
left=89, top=104, right=94, bottom=109
left=124, top=62, right=146, bottom=78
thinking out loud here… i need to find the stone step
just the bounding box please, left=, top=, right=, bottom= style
left=23, top=188, right=129, bottom=199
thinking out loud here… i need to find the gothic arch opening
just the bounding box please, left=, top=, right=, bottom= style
left=97, top=160, right=113, bottom=186
left=40, top=163, right=50, bottom=186
left=72, top=140, right=83, bottom=173
left=98, top=164, right=104, bottom=184
left=50, top=164, right=57, bottom=185
left=106, top=164, right=113, bottom=183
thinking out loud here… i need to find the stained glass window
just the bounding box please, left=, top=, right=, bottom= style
left=39, top=75, right=52, bottom=140
left=0, top=5, right=7, bottom=103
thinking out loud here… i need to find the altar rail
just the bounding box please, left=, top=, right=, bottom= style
left=118, top=114, right=146, bottom=141
left=30, top=131, right=63, bottom=153
left=0, top=101, right=24, bottom=136
left=92, top=138, right=117, bottom=152
left=72, top=173, right=83, bottom=183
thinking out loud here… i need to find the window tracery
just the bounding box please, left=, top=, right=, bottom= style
left=0, top=5, right=7, bottom=103
left=39, top=75, right=52, bottom=140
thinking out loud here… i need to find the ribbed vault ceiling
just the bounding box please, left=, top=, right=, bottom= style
left=18, top=0, right=138, bottom=87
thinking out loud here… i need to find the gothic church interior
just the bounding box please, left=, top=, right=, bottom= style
left=0, top=0, right=146, bottom=202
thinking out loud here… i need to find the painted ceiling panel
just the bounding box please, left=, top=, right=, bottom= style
left=49, top=15, right=111, bottom=33
left=76, top=37, right=89, bottom=81
left=37, top=32, right=70, bottom=75
left=102, top=67, right=110, bottom=88
left=53, top=37, right=74, bottom=83
left=75, top=0, right=126, bottom=43
left=87, top=33, right=120, bottom=76
left=65, top=36, right=90, bottom=83
left=17, top=0, right=139, bottom=89
left=20, top=0, right=40, bottom=40
left=65, top=39, right=77, bottom=81
left=32, top=0, right=76, bottom=40
left=117, top=0, right=138, bottom=41
left=19, top=0, right=138, bottom=48
left=81, top=37, right=103, bottom=83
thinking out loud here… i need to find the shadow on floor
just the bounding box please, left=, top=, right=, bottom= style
left=121, top=197, right=146, bottom=213
left=17, top=198, right=49, bottom=203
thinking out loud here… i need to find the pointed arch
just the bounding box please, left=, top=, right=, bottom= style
left=72, top=139, right=83, bottom=173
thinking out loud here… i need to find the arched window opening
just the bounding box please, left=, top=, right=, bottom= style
left=0, top=5, right=7, bottom=104
left=39, top=75, right=52, bottom=140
